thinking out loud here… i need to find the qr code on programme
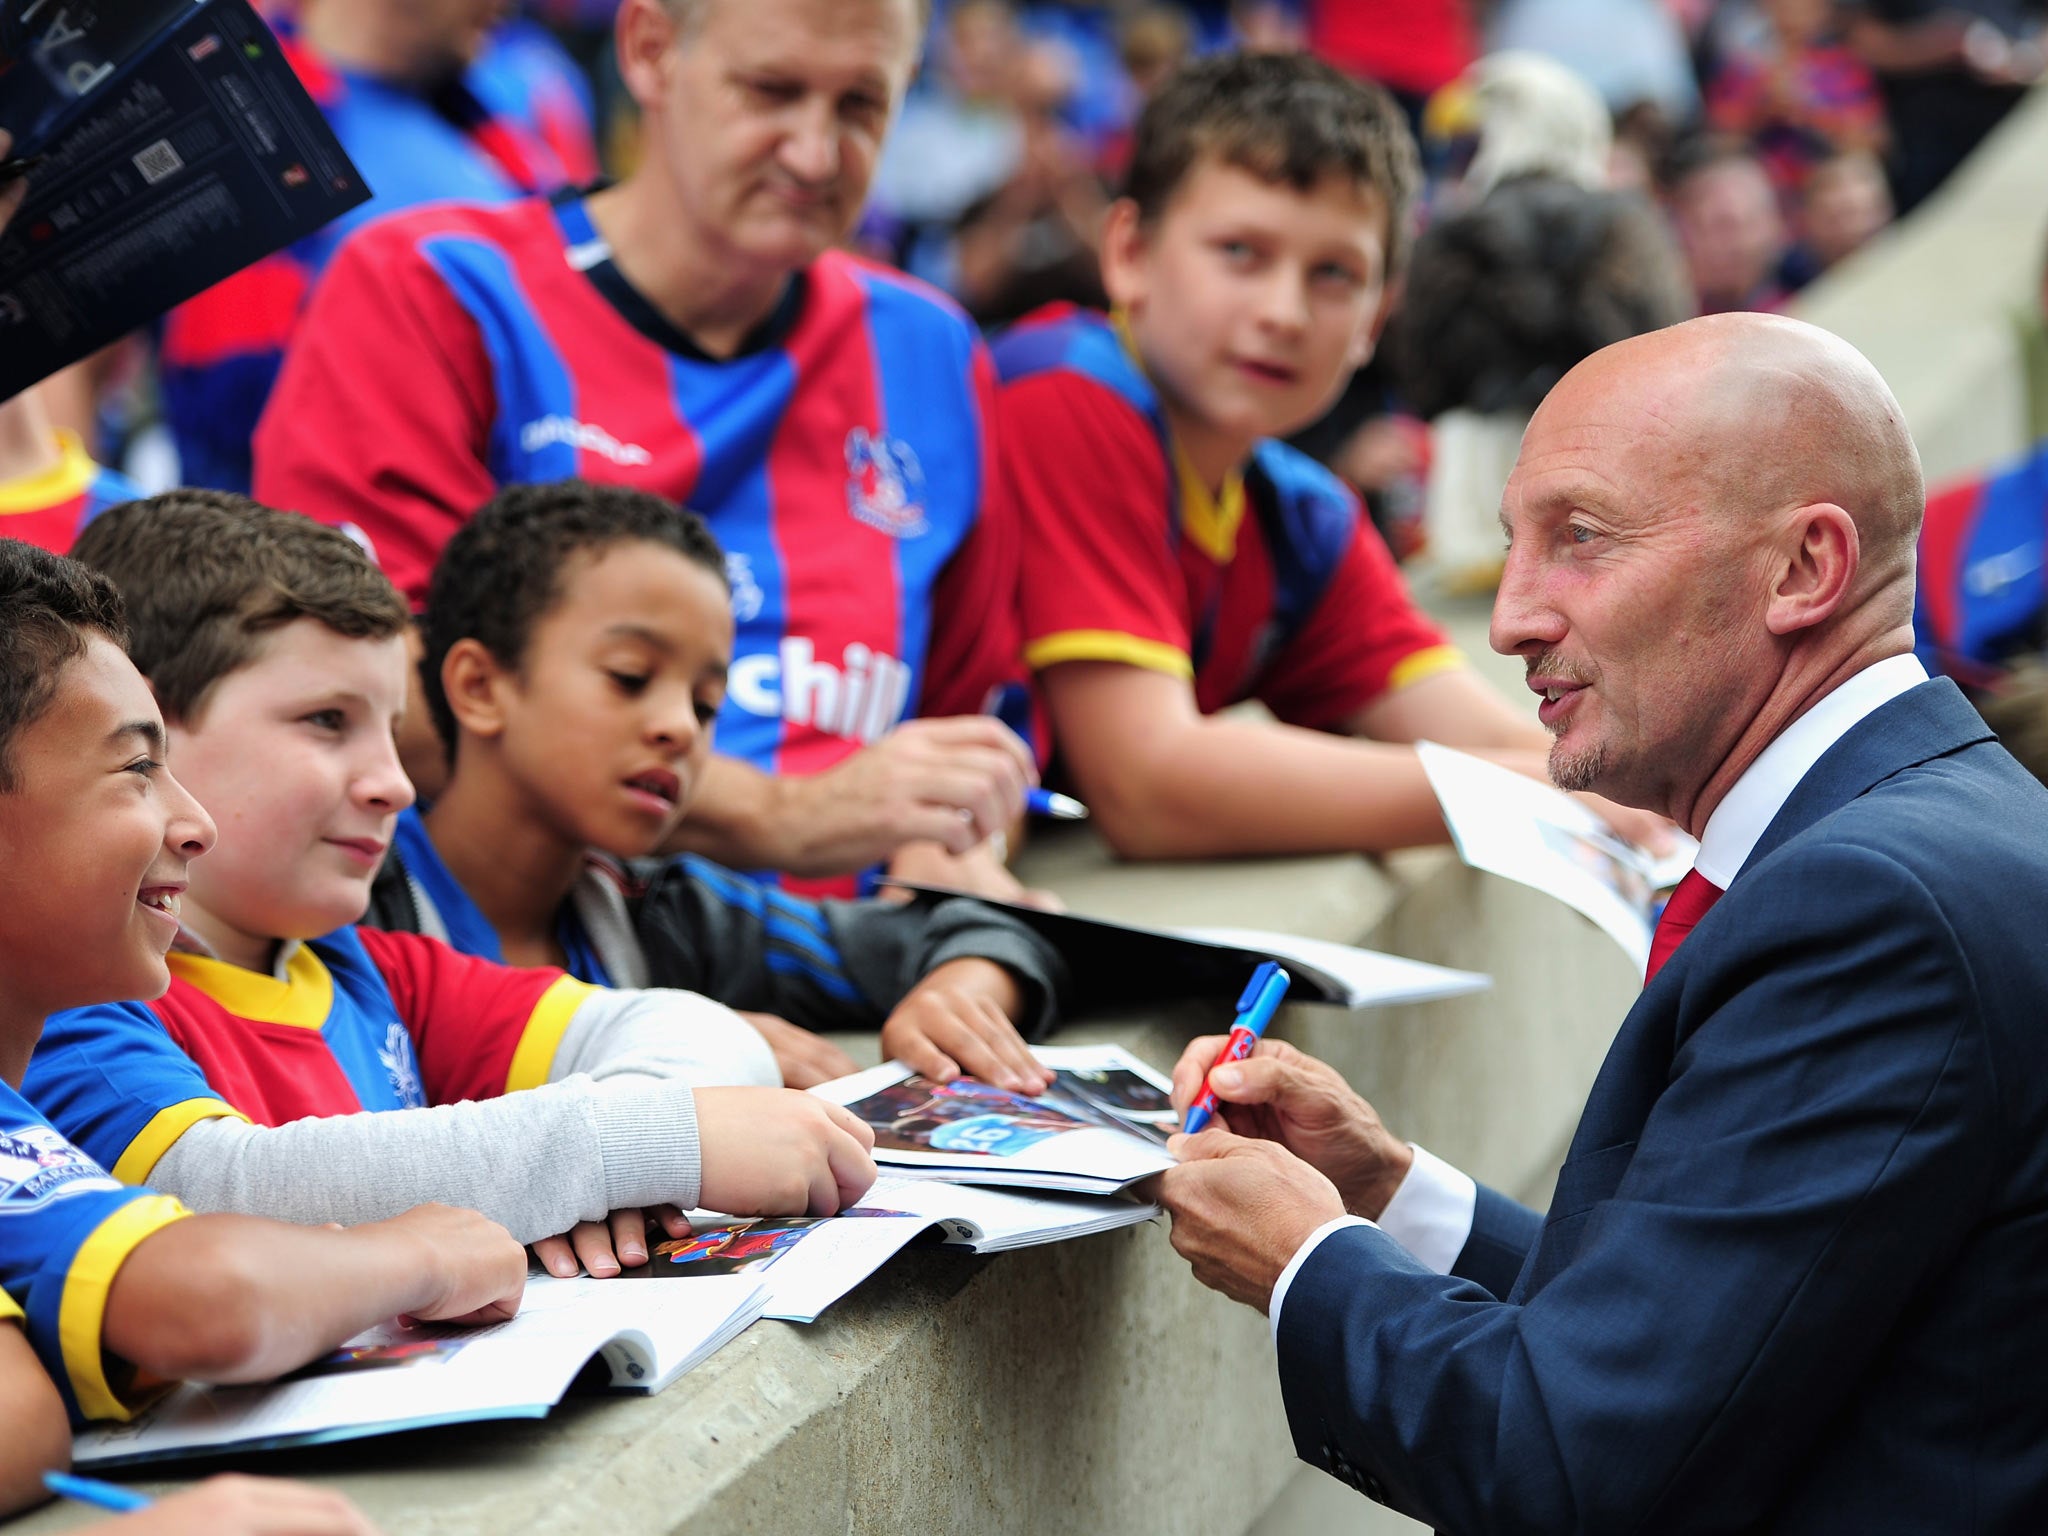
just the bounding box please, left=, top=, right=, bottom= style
left=133, top=140, right=185, bottom=185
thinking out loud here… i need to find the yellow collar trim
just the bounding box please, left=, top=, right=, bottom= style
left=168, top=945, right=334, bottom=1030
left=1109, top=309, right=1247, bottom=564
left=0, top=431, right=95, bottom=516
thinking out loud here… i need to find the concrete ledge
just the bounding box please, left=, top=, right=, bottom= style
left=15, top=841, right=1640, bottom=1536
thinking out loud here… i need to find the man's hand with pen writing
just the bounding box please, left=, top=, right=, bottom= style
left=1156, top=1133, right=1343, bottom=1313
left=1166, top=1036, right=1413, bottom=1219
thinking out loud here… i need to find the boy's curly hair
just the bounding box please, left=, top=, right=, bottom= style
left=420, top=480, right=727, bottom=759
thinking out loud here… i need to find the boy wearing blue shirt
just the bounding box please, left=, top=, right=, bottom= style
left=35, top=496, right=878, bottom=1284
left=0, top=540, right=525, bottom=1510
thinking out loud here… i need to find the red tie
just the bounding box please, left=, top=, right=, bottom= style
left=1646, top=869, right=1724, bottom=983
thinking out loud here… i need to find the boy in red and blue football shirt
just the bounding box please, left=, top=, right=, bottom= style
left=0, top=540, right=525, bottom=1505
left=160, top=0, right=590, bottom=493
left=31, top=494, right=877, bottom=1285
left=252, top=0, right=1036, bottom=903
left=994, top=53, right=1665, bottom=859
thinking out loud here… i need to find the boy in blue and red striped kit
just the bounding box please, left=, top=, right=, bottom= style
left=160, top=0, right=593, bottom=493
left=0, top=540, right=525, bottom=1516
left=253, top=0, right=1037, bottom=903
left=30, top=492, right=878, bottom=1287
left=994, top=52, right=1666, bottom=860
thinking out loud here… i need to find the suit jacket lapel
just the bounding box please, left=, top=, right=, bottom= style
left=1744, top=678, right=1994, bottom=877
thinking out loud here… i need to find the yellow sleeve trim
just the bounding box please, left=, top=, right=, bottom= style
left=1388, top=645, right=1470, bottom=693
left=0, top=1290, right=21, bottom=1324
left=60, top=1195, right=192, bottom=1423
left=110, top=1099, right=249, bottom=1187
left=0, top=431, right=95, bottom=516
left=1023, top=630, right=1195, bottom=678
left=505, top=974, right=600, bottom=1094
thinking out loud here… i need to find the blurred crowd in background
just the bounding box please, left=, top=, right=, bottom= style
left=36, top=0, right=2047, bottom=565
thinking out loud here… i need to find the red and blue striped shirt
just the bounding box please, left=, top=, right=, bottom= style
left=253, top=192, right=1023, bottom=890
left=993, top=305, right=1459, bottom=738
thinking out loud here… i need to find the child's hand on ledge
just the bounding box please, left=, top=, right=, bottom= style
left=697, top=1089, right=878, bottom=1216
left=881, top=959, right=1049, bottom=1095
left=738, top=1012, right=858, bottom=1089
left=532, top=1205, right=690, bottom=1280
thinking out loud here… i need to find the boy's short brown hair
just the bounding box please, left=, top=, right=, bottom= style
left=68, top=490, right=410, bottom=724
left=1123, top=51, right=1421, bottom=276
left=0, top=540, right=129, bottom=791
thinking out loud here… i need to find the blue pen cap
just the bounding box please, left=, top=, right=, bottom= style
left=1237, top=961, right=1282, bottom=1012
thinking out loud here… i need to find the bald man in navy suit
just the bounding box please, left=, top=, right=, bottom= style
left=1155, top=312, right=2048, bottom=1533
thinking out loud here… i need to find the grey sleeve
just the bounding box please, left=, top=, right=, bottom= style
left=548, top=984, right=780, bottom=1087
left=145, top=986, right=780, bottom=1244
left=149, top=1075, right=703, bottom=1247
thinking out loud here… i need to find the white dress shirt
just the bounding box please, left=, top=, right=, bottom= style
left=1268, top=655, right=1931, bottom=1340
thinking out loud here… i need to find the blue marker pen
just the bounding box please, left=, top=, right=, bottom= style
left=1025, top=787, right=1088, bottom=820
left=43, top=1471, right=152, bottom=1513
left=1181, top=962, right=1292, bottom=1135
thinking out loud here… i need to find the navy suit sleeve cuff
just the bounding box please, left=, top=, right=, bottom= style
left=1451, top=1181, right=1543, bottom=1300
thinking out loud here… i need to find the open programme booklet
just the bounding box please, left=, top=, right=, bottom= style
left=71, top=1272, right=767, bottom=1469
left=625, top=1169, right=1158, bottom=1325
left=0, top=0, right=370, bottom=398
left=1417, top=741, right=1699, bottom=971
left=889, top=885, right=1490, bottom=1012
left=811, top=1044, right=1180, bottom=1198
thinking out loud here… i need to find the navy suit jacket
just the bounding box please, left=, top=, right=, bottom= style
left=1279, top=680, right=2048, bottom=1533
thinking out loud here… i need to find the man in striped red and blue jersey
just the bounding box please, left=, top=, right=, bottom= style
left=253, top=0, right=1037, bottom=901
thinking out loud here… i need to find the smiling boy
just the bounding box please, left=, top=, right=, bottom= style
left=26, top=494, right=876, bottom=1282
left=369, top=479, right=1066, bottom=1093
left=0, top=540, right=525, bottom=1508
left=994, top=53, right=1662, bottom=859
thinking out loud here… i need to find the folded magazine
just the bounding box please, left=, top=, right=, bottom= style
left=71, top=1273, right=766, bottom=1469
left=811, top=1045, right=1180, bottom=1197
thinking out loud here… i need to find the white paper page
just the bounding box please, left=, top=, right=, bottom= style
left=1168, top=928, right=1491, bottom=1008
left=1417, top=740, right=1658, bottom=971
left=812, top=1063, right=1176, bottom=1187
left=855, top=1173, right=1158, bottom=1250
left=74, top=1275, right=764, bottom=1466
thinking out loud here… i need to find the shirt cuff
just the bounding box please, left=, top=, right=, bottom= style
left=1268, top=1215, right=1372, bottom=1348
left=1374, top=1142, right=1477, bottom=1275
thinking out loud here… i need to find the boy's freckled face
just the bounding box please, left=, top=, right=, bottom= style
left=1110, top=158, right=1390, bottom=453
left=494, top=542, right=734, bottom=857
left=169, top=619, right=415, bottom=958
left=0, top=637, right=215, bottom=1027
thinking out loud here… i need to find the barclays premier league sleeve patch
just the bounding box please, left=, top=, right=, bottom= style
left=0, top=1125, right=124, bottom=1213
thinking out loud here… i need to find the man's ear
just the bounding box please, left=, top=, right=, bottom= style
left=441, top=639, right=514, bottom=743
left=1099, top=198, right=1150, bottom=315
left=1765, top=503, right=1859, bottom=637
left=614, top=0, right=680, bottom=113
